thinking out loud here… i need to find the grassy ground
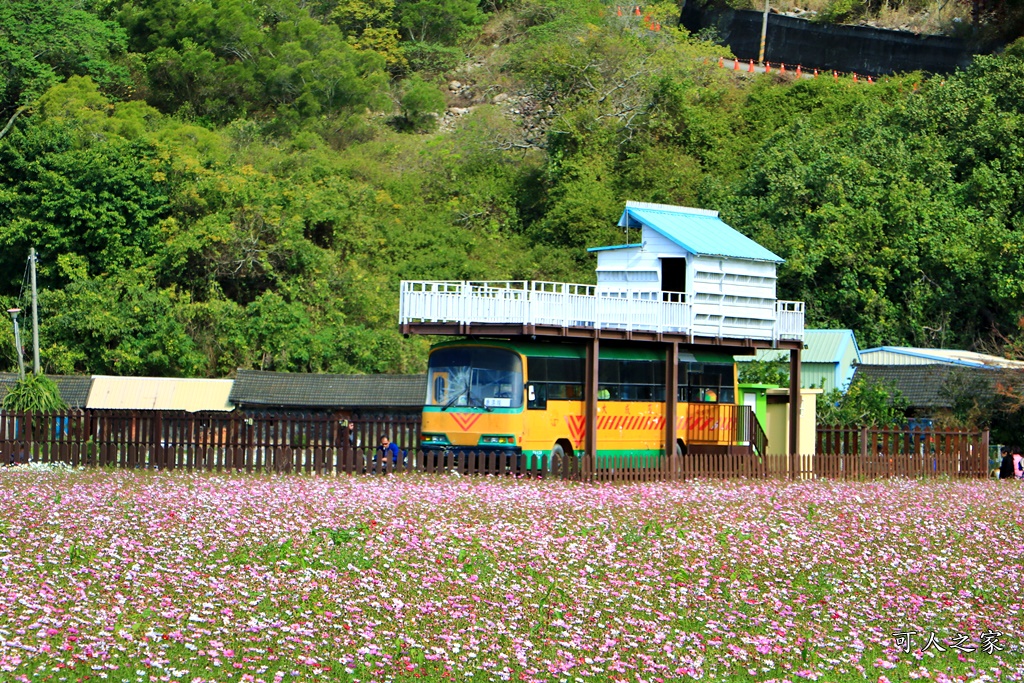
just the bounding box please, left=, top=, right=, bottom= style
left=0, top=465, right=1021, bottom=682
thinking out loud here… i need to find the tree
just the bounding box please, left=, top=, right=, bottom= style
left=738, top=359, right=789, bottom=386
left=396, top=0, right=485, bottom=44
left=0, top=0, right=132, bottom=111
left=817, top=375, right=909, bottom=426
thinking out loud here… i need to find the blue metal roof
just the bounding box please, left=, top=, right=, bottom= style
left=587, top=243, right=644, bottom=253
left=616, top=203, right=783, bottom=263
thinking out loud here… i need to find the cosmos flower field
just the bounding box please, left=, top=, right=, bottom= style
left=0, top=467, right=1021, bottom=683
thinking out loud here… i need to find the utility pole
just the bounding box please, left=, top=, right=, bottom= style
left=29, top=248, right=39, bottom=375
left=759, top=0, right=770, bottom=65
left=7, top=308, right=25, bottom=381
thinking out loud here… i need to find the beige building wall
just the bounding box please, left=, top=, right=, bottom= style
left=765, top=388, right=821, bottom=457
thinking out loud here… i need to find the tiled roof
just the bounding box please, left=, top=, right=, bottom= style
left=852, top=364, right=1004, bottom=409
left=614, top=201, right=783, bottom=263
left=230, top=370, right=426, bottom=409
left=0, top=374, right=93, bottom=408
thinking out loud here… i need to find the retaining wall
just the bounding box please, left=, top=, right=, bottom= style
left=681, top=3, right=980, bottom=75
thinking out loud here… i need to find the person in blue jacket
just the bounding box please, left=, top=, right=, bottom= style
left=378, top=434, right=401, bottom=466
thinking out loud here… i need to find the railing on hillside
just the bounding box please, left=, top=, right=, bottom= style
left=0, top=411, right=989, bottom=481
left=399, top=280, right=805, bottom=342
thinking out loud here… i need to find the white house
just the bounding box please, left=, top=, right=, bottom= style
left=589, top=201, right=785, bottom=340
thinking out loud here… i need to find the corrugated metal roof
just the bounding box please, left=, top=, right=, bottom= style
left=851, top=364, right=1002, bottom=409
left=87, top=376, right=234, bottom=412
left=0, top=374, right=92, bottom=408
left=614, top=202, right=783, bottom=263
left=859, top=346, right=1024, bottom=368
left=736, top=329, right=858, bottom=364
left=229, top=371, right=426, bottom=409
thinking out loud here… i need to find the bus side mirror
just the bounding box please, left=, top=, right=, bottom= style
left=528, top=385, right=536, bottom=401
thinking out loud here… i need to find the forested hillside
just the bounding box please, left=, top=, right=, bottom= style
left=2, top=0, right=1024, bottom=377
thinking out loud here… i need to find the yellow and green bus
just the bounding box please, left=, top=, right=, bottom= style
left=420, top=340, right=743, bottom=463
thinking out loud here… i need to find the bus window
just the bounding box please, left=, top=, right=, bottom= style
left=428, top=347, right=524, bottom=409
left=526, top=357, right=584, bottom=406
left=685, top=363, right=734, bottom=403
left=432, top=372, right=448, bottom=403
left=598, top=360, right=665, bottom=402
left=527, top=383, right=546, bottom=410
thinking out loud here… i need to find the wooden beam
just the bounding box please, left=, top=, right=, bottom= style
left=585, top=338, right=599, bottom=459
left=665, top=341, right=679, bottom=456
left=789, top=346, right=802, bottom=460
left=400, top=323, right=806, bottom=351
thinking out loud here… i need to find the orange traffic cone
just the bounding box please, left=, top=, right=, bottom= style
left=913, top=82, right=919, bottom=91
left=852, top=73, right=858, bottom=83
left=833, top=70, right=838, bottom=81
left=733, top=58, right=740, bottom=71
left=617, top=6, right=622, bottom=16
left=719, top=56, right=724, bottom=68
left=867, top=75, right=873, bottom=84
left=748, top=60, right=755, bottom=73
left=780, top=63, right=786, bottom=74
left=795, top=65, right=802, bottom=78
left=813, top=68, right=818, bottom=78
left=765, top=62, right=771, bottom=74
left=635, top=5, right=641, bottom=15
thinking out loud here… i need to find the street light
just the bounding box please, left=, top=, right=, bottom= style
left=7, top=308, right=25, bottom=381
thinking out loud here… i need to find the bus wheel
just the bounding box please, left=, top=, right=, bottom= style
left=553, top=439, right=573, bottom=458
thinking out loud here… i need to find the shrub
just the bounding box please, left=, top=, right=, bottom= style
left=399, top=74, right=446, bottom=132
left=1, top=374, right=67, bottom=412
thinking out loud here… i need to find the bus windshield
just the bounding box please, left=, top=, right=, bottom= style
left=428, top=347, right=524, bottom=409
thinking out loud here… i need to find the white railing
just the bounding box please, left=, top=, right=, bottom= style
left=399, top=281, right=805, bottom=342
left=774, top=301, right=805, bottom=341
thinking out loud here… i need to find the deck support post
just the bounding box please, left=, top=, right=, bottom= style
left=585, top=337, right=599, bottom=459
left=665, top=341, right=679, bottom=457
left=788, top=346, right=801, bottom=478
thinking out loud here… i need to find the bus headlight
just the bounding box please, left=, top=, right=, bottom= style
left=479, top=435, right=516, bottom=446
left=421, top=433, right=450, bottom=445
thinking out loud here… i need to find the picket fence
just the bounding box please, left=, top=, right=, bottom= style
left=0, top=411, right=991, bottom=481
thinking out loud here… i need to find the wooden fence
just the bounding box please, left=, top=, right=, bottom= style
left=0, top=411, right=991, bottom=481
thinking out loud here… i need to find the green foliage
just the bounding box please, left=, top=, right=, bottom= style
left=397, top=0, right=485, bottom=44
left=1, top=373, right=67, bottom=412
left=0, top=0, right=131, bottom=110
left=114, top=0, right=389, bottom=126
left=399, top=74, right=446, bottom=131
left=738, top=359, right=789, bottom=387
left=817, top=376, right=909, bottom=427
left=3, top=0, right=1024, bottom=383
left=815, top=0, right=866, bottom=23
left=402, top=42, right=464, bottom=75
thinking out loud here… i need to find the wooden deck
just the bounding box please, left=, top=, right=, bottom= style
left=399, top=280, right=804, bottom=348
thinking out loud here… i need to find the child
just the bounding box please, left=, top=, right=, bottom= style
left=1014, top=450, right=1024, bottom=480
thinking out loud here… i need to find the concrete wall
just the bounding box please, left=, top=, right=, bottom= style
left=681, top=3, right=978, bottom=76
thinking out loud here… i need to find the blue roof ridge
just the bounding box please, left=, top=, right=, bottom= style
left=621, top=201, right=719, bottom=220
